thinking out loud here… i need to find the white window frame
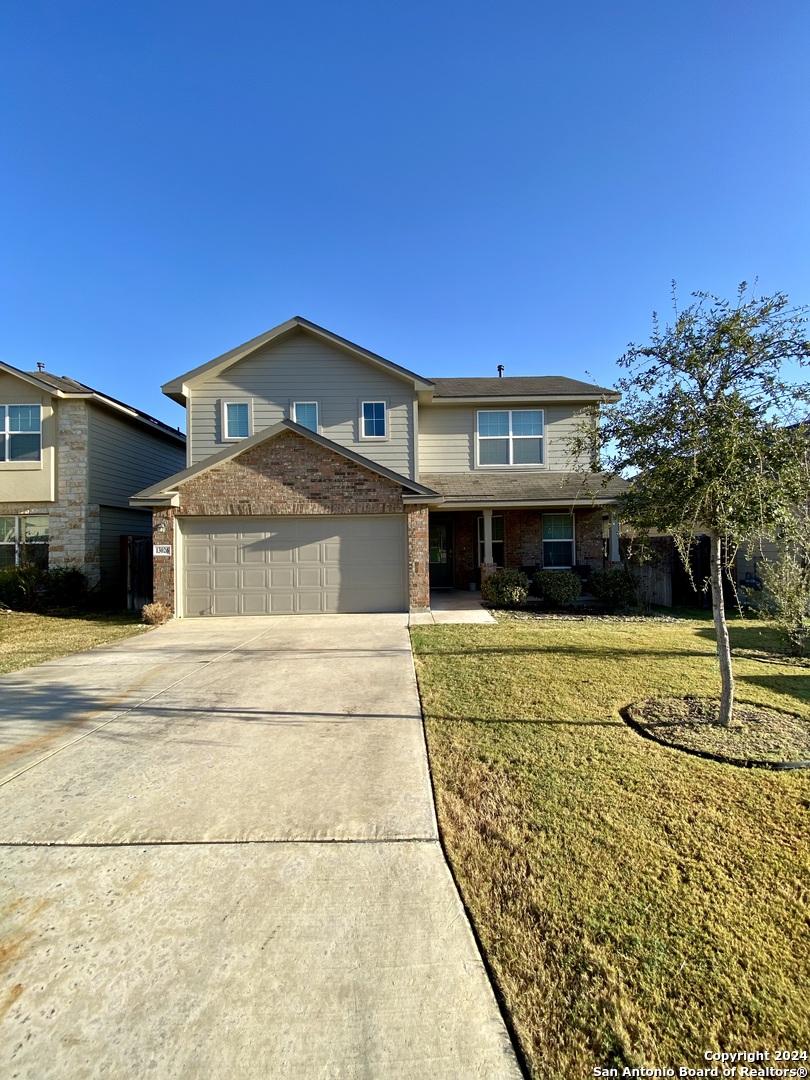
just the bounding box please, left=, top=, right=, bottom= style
left=476, top=409, right=544, bottom=467
left=360, top=400, right=388, bottom=440
left=0, top=513, right=49, bottom=568
left=0, top=404, right=42, bottom=463
left=292, top=401, right=319, bottom=433
left=542, top=513, right=575, bottom=568
left=222, top=400, right=252, bottom=441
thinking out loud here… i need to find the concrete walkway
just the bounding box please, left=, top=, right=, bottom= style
left=410, top=590, right=496, bottom=625
left=0, top=615, right=521, bottom=1079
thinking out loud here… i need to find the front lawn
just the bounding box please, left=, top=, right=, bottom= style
left=411, top=613, right=810, bottom=1079
left=0, top=611, right=149, bottom=674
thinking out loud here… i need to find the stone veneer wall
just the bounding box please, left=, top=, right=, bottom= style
left=0, top=400, right=103, bottom=585
left=47, top=400, right=101, bottom=585
left=154, top=430, right=431, bottom=613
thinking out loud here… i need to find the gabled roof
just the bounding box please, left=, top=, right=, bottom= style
left=131, top=419, right=442, bottom=506
left=420, top=471, right=627, bottom=507
left=427, top=376, right=619, bottom=401
left=161, top=316, right=435, bottom=405
left=0, top=360, right=185, bottom=445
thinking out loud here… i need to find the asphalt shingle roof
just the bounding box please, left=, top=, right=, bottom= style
left=428, top=376, right=616, bottom=398
left=420, top=472, right=627, bottom=504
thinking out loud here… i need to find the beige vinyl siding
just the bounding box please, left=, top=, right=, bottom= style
left=0, top=371, right=56, bottom=503
left=188, top=335, right=415, bottom=476
left=737, top=536, right=781, bottom=582
left=418, top=402, right=592, bottom=474
left=98, top=505, right=153, bottom=601
left=88, top=407, right=186, bottom=506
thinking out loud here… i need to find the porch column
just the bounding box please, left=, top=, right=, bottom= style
left=481, top=507, right=497, bottom=583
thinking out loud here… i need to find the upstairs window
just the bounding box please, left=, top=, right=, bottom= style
left=477, top=409, right=543, bottom=466
left=293, top=402, right=318, bottom=432
left=0, top=514, right=49, bottom=568
left=542, top=514, right=574, bottom=567
left=361, top=401, right=387, bottom=439
left=1, top=404, right=42, bottom=462
left=224, top=401, right=250, bottom=440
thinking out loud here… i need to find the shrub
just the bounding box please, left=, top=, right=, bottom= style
left=0, top=565, right=90, bottom=611
left=531, top=569, right=582, bottom=606
left=0, top=566, right=40, bottom=610
left=589, top=566, right=639, bottom=610
left=40, top=567, right=88, bottom=608
left=758, top=544, right=810, bottom=655
left=142, top=601, right=172, bottom=625
left=481, top=568, right=530, bottom=608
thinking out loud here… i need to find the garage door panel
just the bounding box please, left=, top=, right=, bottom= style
left=242, top=593, right=270, bottom=614
left=213, top=594, right=240, bottom=616
left=181, top=516, right=406, bottom=617
left=213, top=569, right=240, bottom=590
left=296, top=567, right=322, bottom=588
left=241, top=568, right=267, bottom=589
left=242, top=543, right=271, bottom=564
left=268, top=567, right=295, bottom=589
left=269, top=592, right=296, bottom=613
left=267, top=545, right=295, bottom=563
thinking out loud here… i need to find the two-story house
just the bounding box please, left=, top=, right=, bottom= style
left=0, top=361, right=186, bottom=602
left=131, top=317, right=625, bottom=617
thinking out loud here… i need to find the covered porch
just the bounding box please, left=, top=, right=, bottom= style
left=427, top=505, right=622, bottom=591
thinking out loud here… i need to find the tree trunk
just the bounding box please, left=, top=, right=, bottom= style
left=709, top=531, right=738, bottom=727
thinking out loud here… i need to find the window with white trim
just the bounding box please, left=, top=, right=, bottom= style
left=542, top=513, right=574, bottom=567
left=477, top=409, right=543, bottom=466
left=0, top=514, right=49, bottom=568
left=0, top=404, right=42, bottom=462
left=293, top=402, right=318, bottom=432
left=361, top=401, right=387, bottom=439
left=223, top=401, right=250, bottom=440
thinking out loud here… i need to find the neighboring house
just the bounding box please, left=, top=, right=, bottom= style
left=132, top=317, right=625, bottom=617
left=0, top=361, right=186, bottom=602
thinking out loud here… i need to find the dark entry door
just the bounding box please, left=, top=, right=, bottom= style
left=429, top=518, right=454, bottom=589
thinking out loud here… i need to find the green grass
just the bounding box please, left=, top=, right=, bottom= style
left=411, top=613, right=810, bottom=1079
left=0, top=611, right=149, bottom=674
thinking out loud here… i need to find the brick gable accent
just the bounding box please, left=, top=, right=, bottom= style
left=177, top=429, right=405, bottom=516
left=154, top=430, right=431, bottom=613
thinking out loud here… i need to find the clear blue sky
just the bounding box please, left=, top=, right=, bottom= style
left=2, top=0, right=808, bottom=430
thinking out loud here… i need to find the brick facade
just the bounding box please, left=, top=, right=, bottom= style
left=156, top=430, right=431, bottom=613
left=407, top=508, right=430, bottom=611
left=152, top=507, right=176, bottom=610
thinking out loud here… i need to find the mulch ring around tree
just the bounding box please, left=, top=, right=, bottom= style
left=623, top=697, right=810, bottom=769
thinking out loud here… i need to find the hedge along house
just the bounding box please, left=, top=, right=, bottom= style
left=0, top=360, right=186, bottom=602
left=131, top=317, right=624, bottom=617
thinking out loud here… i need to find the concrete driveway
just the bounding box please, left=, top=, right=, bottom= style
left=0, top=615, right=522, bottom=1079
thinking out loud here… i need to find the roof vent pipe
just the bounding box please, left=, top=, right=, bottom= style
left=37, top=362, right=45, bottom=372
left=497, top=364, right=504, bottom=378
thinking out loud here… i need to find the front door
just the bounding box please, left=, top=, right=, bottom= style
left=429, top=517, right=454, bottom=589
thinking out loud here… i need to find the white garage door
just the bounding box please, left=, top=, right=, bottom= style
left=181, top=516, right=408, bottom=617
